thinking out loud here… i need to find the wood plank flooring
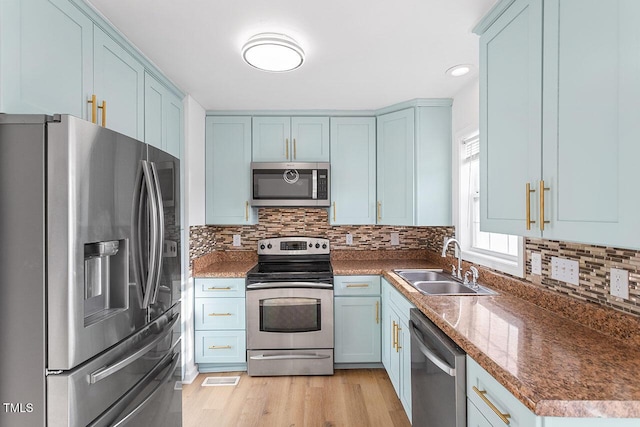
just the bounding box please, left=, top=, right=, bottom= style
left=182, top=369, right=411, bottom=427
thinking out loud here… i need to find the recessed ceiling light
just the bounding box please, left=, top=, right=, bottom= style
left=445, top=64, right=473, bottom=77
left=241, top=33, right=305, bottom=72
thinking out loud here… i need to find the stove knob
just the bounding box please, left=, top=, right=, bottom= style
left=267, top=243, right=273, bottom=249
left=315, top=243, right=320, bottom=248
left=260, top=244, right=266, bottom=250
left=322, top=244, right=327, bottom=249
left=309, top=243, right=313, bottom=248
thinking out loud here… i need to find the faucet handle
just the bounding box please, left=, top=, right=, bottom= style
left=469, top=266, right=479, bottom=281
left=450, top=264, right=457, bottom=277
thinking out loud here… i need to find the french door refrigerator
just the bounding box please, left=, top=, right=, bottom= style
left=0, top=114, right=182, bottom=426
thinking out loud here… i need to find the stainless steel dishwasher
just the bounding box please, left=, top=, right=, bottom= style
left=409, top=308, right=466, bottom=427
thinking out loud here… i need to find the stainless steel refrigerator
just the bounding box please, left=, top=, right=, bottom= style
left=0, top=114, right=182, bottom=426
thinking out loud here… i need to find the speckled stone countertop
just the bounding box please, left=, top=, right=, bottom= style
left=191, top=251, right=257, bottom=277
left=194, top=249, right=640, bottom=418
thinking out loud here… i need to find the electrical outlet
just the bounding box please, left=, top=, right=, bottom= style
left=531, top=252, right=542, bottom=275
left=345, top=233, right=353, bottom=245
left=550, top=257, right=579, bottom=285
left=610, top=267, right=629, bottom=299
left=390, top=232, right=400, bottom=246
left=232, top=234, right=241, bottom=247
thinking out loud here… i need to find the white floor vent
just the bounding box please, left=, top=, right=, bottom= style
left=201, top=376, right=240, bottom=387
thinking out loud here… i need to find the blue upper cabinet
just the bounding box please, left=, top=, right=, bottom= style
left=329, top=117, right=376, bottom=225
left=477, top=0, right=543, bottom=237
left=377, top=108, right=415, bottom=226
left=144, top=72, right=183, bottom=158
left=205, top=116, right=256, bottom=225
left=477, top=0, right=640, bottom=249
left=0, top=0, right=93, bottom=117
left=252, top=116, right=329, bottom=162
left=93, top=27, right=145, bottom=141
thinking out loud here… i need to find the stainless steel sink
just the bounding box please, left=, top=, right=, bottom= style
left=393, top=269, right=497, bottom=296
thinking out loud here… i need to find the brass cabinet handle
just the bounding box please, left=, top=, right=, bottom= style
left=473, top=386, right=511, bottom=425
left=377, top=201, right=382, bottom=222
left=375, top=301, right=379, bottom=324
left=539, top=180, right=550, bottom=231
left=396, top=323, right=402, bottom=352
left=346, top=284, right=369, bottom=288
left=87, top=94, right=97, bottom=124
left=207, top=286, right=231, bottom=291
left=392, top=321, right=397, bottom=350
left=208, top=313, right=232, bottom=317
left=285, top=138, right=289, bottom=159
left=208, top=345, right=232, bottom=350
left=293, top=138, right=297, bottom=159
left=245, top=201, right=249, bottom=222
left=525, top=183, right=536, bottom=230
left=333, top=202, right=336, bottom=222
left=98, top=100, right=106, bottom=127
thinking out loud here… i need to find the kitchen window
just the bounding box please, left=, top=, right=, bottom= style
left=457, top=132, right=525, bottom=277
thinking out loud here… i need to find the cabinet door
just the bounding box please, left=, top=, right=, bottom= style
left=377, top=108, right=415, bottom=225
left=0, top=0, right=93, bottom=117
left=144, top=72, right=183, bottom=158
left=383, top=307, right=401, bottom=396
left=252, top=116, right=291, bottom=161
left=291, top=117, right=330, bottom=161
left=334, top=296, right=381, bottom=363
left=398, top=316, right=412, bottom=421
left=329, top=117, right=376, bottom=225
left=479, top=0, right=543, bottom=236
left=205, top=116, right=256, bottom=225
left=93, top=27, right=144, bottom=140
left=541, top=0, right=640, bottom=249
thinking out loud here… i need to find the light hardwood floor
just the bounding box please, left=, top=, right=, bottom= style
left=183, top=369, right=411, bottom=427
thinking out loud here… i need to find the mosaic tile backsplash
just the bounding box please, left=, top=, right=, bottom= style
left=189, top=208, right=640, bottom=318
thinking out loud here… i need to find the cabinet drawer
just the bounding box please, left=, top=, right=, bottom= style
left=466, top=356, right=536, bottom=427
left=334, top=275, right=381, bottom=296
left=195, top=298, right=245, bottom=330
left=195, top=278, right=245, bottom=298
left=384, top=278, right=415, bottom=319
left=195, top=331, right=246, bottom=364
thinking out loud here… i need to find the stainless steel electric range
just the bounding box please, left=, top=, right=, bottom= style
left=245, top=237, right=334, bottom=376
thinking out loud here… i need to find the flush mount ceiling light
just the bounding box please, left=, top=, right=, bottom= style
left=242, top=33, right=305, bottom=72
left=445, top=64, right=473, bottom=77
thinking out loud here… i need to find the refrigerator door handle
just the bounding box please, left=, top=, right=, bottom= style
left=131, top=162, right=146, bottom=308
left=89, top=312, right=179, bottom=384
left=148, top=161, right=165, bottom=305
left=141, top=160, right=160, bottom=309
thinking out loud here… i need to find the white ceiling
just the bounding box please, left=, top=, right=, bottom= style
left=85, top=0, right=498, bottom=111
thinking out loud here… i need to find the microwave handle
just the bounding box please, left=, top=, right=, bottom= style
left=312, top=169, right=317, bottom=200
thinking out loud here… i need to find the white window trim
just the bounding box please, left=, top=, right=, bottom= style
left=453, top=126, right=525, bottom=278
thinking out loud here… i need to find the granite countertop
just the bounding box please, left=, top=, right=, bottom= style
left=193, top=250, right=640, bottom=418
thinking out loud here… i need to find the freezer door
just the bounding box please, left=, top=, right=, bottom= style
left=47, top=307, right=180, bottom=427
left=47, top=115, right=147, bottom=370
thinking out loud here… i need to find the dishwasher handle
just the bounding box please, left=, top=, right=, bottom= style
left=410, top=320, right=456, bottom=377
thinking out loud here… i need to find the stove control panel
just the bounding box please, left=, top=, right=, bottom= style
left=257, top=237, right=330, bottom=256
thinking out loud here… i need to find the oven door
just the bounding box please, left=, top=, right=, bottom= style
left=246, top=285, right=334, bottom=350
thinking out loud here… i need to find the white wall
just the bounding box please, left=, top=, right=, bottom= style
left=181, top=95, right=206, bottom=383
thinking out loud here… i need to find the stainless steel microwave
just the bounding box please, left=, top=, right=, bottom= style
left=251, top=162, right=330, bottom=207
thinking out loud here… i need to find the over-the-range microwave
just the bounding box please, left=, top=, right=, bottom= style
left=250, top=162, right=330, bottom=207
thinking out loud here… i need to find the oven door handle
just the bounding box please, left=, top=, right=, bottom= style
left=246, top=282, right=333, bottom=290
left=249, top=353, right=332, bottom=360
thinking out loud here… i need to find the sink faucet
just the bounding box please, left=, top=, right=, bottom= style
left=441, top=237, right=462, bottom=280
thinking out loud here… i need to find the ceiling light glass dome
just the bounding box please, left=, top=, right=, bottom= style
left=242, top=33, right=305, bottom=72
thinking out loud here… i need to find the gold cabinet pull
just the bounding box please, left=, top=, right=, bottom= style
left=333, top=202, right=336, bottom=222
left=375, top=301, right=379, bottom=324
left=346, top=284, right=369, bottom=288
left=245, top=201, right=249, bottom=222
left=209, top=345, right=232, bottom=350
left=98, top=100, right=106, bottom=127
left=377, top=201, right=382, bottom=221
left=208, top=313, right=232, bottom=317
left=473, top=386, right=511, bottom=425
left=525, top=183, right=536, bottom=230
left=293, top=138, right=297, bottom=159
left=396, top=324, right=402, bottom=352
left=87, top=94, right=97, bottom=124
left=207, top=286, right=231, bottom=291
left=285, top=138, right=289, bottom=159
left=539, top=180, right=550, bottom=231
left=392, top=321, right=397, bottom=350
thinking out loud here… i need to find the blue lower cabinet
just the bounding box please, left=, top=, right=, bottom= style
left=334, top=296, right=381, bottom=363
left=195, top=331, right=246, bottom=365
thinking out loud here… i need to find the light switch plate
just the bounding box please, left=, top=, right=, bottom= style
left=232, top=234, right=241, bottom=247
left=610, top=267, right=629, bottom=299
left=550, top=257, right=579, bottom=285
left=390, top=232, right=400, bottom=246
left=531, top=252, right=542, bottom=275
left=346, top=233, right=353, bottom=245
